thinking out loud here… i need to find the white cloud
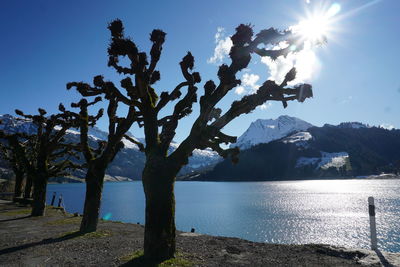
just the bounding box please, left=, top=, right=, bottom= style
left=258, top=102, right=272, bottom=110
left=207, top=27, right=233, bottom=64
left=234, top=73, right=261, bottom=95
left=261, top=43, right=320, bottom=85
left=215, top=26, right=224, bottom=40
left=242, top=73, right=260, bottom=91
left=235, top=86, right=245, bottom=95
left=380, top=123, right=395, bottom=130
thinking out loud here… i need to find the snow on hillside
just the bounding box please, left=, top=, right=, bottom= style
left=296, top=151, right=349, bottom=170
left=232, top=115, right=314, bottom=149
left=282, top=131, right=312, bottom=147
left=0, top=114, right=37, bottom=134
left=318, top=152, right=349, bottom=169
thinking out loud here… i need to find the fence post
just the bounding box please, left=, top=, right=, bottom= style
left=50, top=192, right=56, bottom=206
left=368, top=196, right=378, bottom=250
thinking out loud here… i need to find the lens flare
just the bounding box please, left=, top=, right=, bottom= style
left=102, top=212, right=112, bottom=220
left=263, top=1, right=379, bottom=85
left=292, top=3, right=341, bottom=44
left=327, top=3, right=341, bottom=18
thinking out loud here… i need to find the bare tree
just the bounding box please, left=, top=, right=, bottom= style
left=66, top=79, right=143, bottom=233
left=0, top=132, right=25, bottom=201
left=0, top=123, right=37, bottom=202
left=13, top=107, right=81, bottom=216
left=71, top=20, right=314, bottom=260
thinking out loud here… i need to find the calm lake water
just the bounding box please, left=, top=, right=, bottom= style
left=47, top=179, right=400, bottom=252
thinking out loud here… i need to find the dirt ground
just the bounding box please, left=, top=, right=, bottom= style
left=0, top=200, right=399, bottom=266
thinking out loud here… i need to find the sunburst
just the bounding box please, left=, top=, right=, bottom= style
left=292, top=3, right=341, bottom=44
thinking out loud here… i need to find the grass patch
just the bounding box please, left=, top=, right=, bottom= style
left=82, top=230, right=112, bottom=238
left=59, top=230, right=112, bottom=239
left=2, top=208, right=31, bottom=215
left=46, top=216, right=81, bottom=225
left=120, top=250, right=144, bottom=262
left=120, top=250, right=194, bottom=266
left=159, top=255, right=193, bottom=267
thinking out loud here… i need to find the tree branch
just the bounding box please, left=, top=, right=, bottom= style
left=170, top=24, right=313, bottom=166
left=123, top=134, right=144, bottom=151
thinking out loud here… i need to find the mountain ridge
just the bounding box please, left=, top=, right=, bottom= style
left=199, top=124, right=400, bottom=181
left=2, top=113, right=399, bottom=182
left=232, top=115, right=314, bottom=150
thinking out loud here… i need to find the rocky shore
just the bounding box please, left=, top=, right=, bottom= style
left=0, top=201, right=399, bottom=266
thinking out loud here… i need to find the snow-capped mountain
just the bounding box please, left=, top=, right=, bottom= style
left=0, top=114, right=37, bottom=134
left=0, top=114, right=108, bottom=140
left=0, top=114, right=220, bottom=179
left=201, top=122, right=400, bottom=181
left=232, top=115, right=314, bottom=149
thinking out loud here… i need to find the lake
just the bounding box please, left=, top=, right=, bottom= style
left=47, top=179, right=400, bottom=252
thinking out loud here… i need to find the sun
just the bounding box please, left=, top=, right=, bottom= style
left=295, top=15, right=330, bottom=43
left=292, top=3, right=341, bottom=44
left=271, top=3, right=341, bottom=84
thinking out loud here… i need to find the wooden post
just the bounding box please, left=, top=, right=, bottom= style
left=368, top=196, right=378, bottom=250
left=57, top=194, right=63, bottom=208
left=50, top=192, right=56, bottom=206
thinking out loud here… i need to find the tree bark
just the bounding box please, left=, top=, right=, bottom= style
left=24, top=174, right=33, bottom=199
left=80, top=165, right=106, bottom=233
left=142, top=158, right=177, bottom=261
left=31, top=174, right=48, bottom=216
left=13, top=170, right=24, bottom=201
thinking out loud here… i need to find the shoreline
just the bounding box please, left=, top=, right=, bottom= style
left=45, top=173, right=400, bottom=184
left=1, top=201, right=399, bottom=266
left=187, top=173, right=400, bottom=182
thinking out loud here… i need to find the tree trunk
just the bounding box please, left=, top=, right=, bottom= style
left=24, top=174, right=33, bottom=199
left=13, top=170, right=24, bottom=201
left=80, top=165, right=106, bottom=233
left=142, top=159, right=177, bottom=261
left=31, top=174, right=48, bottom=216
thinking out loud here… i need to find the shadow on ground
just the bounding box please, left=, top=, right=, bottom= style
left=375, top=249, right=395, bottom=267
left=0, top=231, right=84, bottom=256
left=0, top=215, right=31, bottom=222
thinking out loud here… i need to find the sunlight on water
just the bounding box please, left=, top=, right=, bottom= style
left=47, top=179, right=400, bottom=252
left=286, top=179, right=354, bottom=192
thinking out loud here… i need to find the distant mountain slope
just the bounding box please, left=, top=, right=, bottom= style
left=200, top=124, right=400, bottom=181
left=232, top=115, right=313, bottom=149
left=0, top=114, right=220, bottom=180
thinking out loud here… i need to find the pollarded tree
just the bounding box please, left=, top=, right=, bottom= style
left=0, top=137, right=25, bottom=202
left=62, top=95, right=142, bottom=233
left=73, top=20, right=314, bottom=261
left=66, top=81, right=144, bottom=233
left=14, top=107, right=83, bottom=216
left=0, top=131, right=25, bottom=201
left=0, top=124, right=35, bottom=201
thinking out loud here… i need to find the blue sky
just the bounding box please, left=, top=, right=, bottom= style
left=0, top=0, right=399, bottom=142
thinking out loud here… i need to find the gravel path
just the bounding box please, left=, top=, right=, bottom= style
left=0, top=201, right=399, bottom=266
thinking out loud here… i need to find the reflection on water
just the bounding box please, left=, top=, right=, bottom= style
left=47, top=179, right=400, bottom=252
